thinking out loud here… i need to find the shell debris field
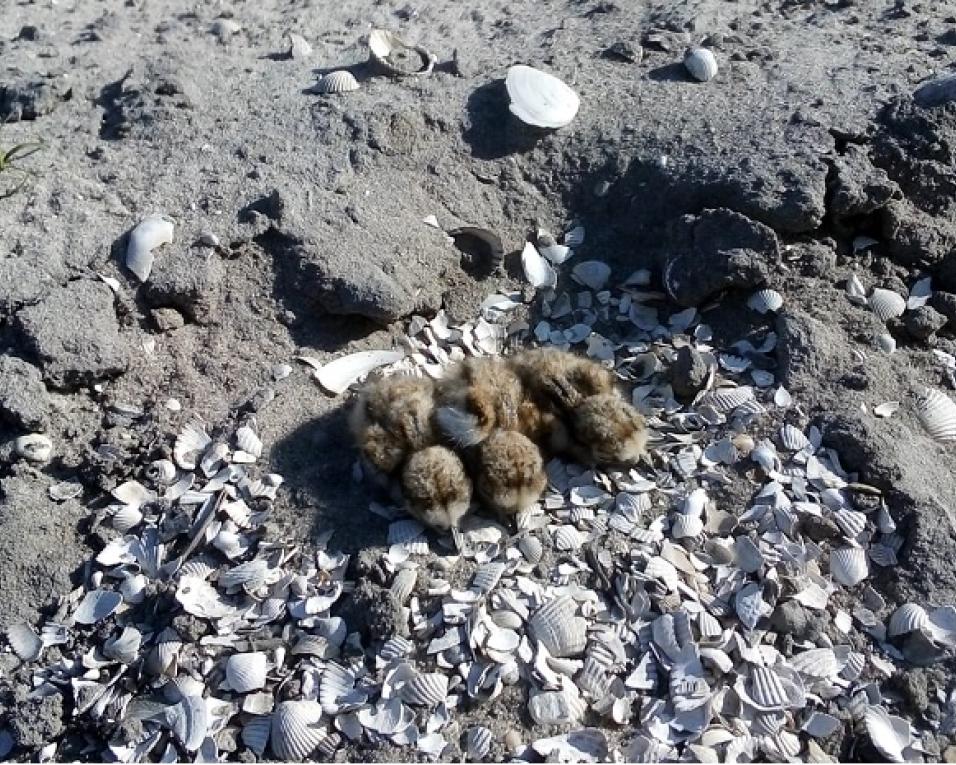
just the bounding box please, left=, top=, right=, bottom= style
left=5, top=221, right=956, bottom=763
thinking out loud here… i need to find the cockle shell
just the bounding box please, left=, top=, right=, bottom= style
left=521, top=241, right=557, bottom=289
left=868, top=288, right=906, bottom=321
left=270, top=700, right=326, bottom=760
left=747, top=288, right=783, bottom=314
left=916, top=387, right=956, bottom=442
left=832, top=508, right=867, bottom=539
left=830, top=546, right=868, bottom=587
left=103, top=626, right=143, bottom=664
left=747, top=666, right=794, bottom=710
left=315, top=350, right=405, bottom=395
left=174, top=420, right=211, bottom=470
left=790, top=648, right=842, bottom=678
left=401, top=672, right=449, bottom=706
left=368, top=29, right=436, bottom=76
left=472, top=561, right=506, bottom=593
left=313, top=70, right=360, bottom=94
left=671, top=513, right=704, bottom=539
left=888, top=603, right=930, bottom=637
left=168, top=694, right=208, bottom=752
left=528, top=685, right=587, bottom=725
left=146, top=458, right=177, bottom=484
left=529, top=597, right=587, bottom=657
left=699, top=386, right=754, bottom=413
left=126, top=215, right=174, bottom=282
left=14, top=433, right=52, bottom=463
left=6, top=622, right=42, bottom=661
left=684, top=47, right=718, bottom=82
left=778, top=424, right=810, bottom=451
left=465, top=726, right=494, bottom=760
left=864, top=705, right=911, bottom=762
left=235, top=424, right=262, bottom=459
left=73, top=589, right=122, bottom=625
left=518, top=534, right=543, bottom=564
left=505, top=65, right=580, bottom=129
left=226, top=652, right=268, bottom=693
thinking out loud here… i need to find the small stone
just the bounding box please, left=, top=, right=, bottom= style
left=0, top=356, right=49, bottom=430
left=14, top=433, right=52, bottom=463
left=670, top=346, right=710, bottom=401
left=151, top=307, right=186, bottom=332
left=770, top=600, right=822, bottom=641
left=800, top=513, right=841, bottom=542
left=931, top=291, right=956, bottom=326
left=904, top=305, right=946, bottom=341
left=944, top=746, right=956, bottom=763
left=502, top=730, right=523, bottom=754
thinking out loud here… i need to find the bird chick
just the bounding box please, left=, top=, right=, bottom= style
left=509, top=348, right=617, bottom=412
left=473, top=429, right=547, bottom=519
left=435, top=357, right=525, bottom=447
left=349, top=375, right=436, bottom=475
left=565, top=394, right=648, bottom=466
left=400, top=446, right=473, bottom=531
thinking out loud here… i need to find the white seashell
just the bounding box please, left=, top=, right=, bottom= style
left=168, top=694, right=208, bottom=752
left=748, top=666, right=791, bottom=710
left=226, top=652, right=268, bottom=693
left=472, top=561, right=506, bottom=593
left=270, top=700, right=326, bottom=760
left=316, top=350, right=404, bottom=395
left=564, top=225, right=585, bottom=247
left=103, top=626, right=142, bottom=664
left=314, top=70, right=360, bottom=94
left=916, top=387, right=956, bottom=442
left=699, top=386, right=754, bottom=413
left=109, top=504, right=143, bottom=533
left=112, top=479, right=155, bottom=509
left=73, top=589, right=122, bottom=625
left=14, top=433, right=52, bottom=463
left=174, top=420, right=211, bottom=470
left=390, top=568, right=417, bottom=603
left=242, top=716, right=271, bottom=757
left=830, top=546, right=868, bottom=587
left=874, top=401, right=900, bottom=418
left=518, top=535, right=543, bottom=564
left=671, top=513, right=704, bottom=539
left=528, top=685, right=587, bottom=725
left=735, top=582, right=766, bottom=630
left=832, top=508, right=867, bottom=539
left=734, top=536, right=764, bottom=573
left=521, top=241, right=557, bottom=289
left=684, top=46, right=718, bottom=81
left=747, top=288, right=783, bottom=314
left=846, top=272, right=868, bottom=304
left=146, top=458, right=177, bottom=484
left=868, top=288, right=906, bottom=321
left=235, top=424, right=262, bottom=459
left=790, top=647, right=842, bottom=678
left=888, top=603, right=930, bottom=637
left=48, top=481, right=83, bottom=501
left=368, top=29, right=435, bottom=76
left=529, top=597, right=587, bottom=658
left=875, top=333, right=896, bottom=354
left=6, top=622, right=42, bottom=661
left=379, top=636, right=413, bottom=664
left=907, top=275, right=933, bottom=309
left=126, top=215, right=174, bottom=282
left=505, top=64, right=579, bottom=129
left=697, top=611, right=722, bottom=640
left=864, top=705, right=911, bottom=763
left=145, top=627, right=181, bottom=676
left=571, top=260, right=611, bottom=290
left=778, top=424, right=810, bottom=451
left=120, top=573, right=147, bottom=604
left=553, top=525, right=584, bottom=551
left=401, top=672, right=449, bottom=706
left=465, top=726, right=494, bottom=760
left=752, top=711, right=787, bottom=736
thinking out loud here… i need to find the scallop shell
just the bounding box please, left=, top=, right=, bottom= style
left=684, top=46, right=718, bottom=81
left=868, top=288, right=906, bottom=321
left=697, top=611, right=722, bottom=640
left=671, top=513, right=704, bottom=539
left=103, top=626, right=142, bottom=664
left=521, top=241, right=557, bottom=289
left=528, top=686, right=587, bottom=725
left=126, top=215, right=174, bottom=282
left=174, top=420, right=211, bottom=470
left=832, top=508, right=867, bottom=539
left=747, top=288, right=783, bottom=314
left=73, top=589, right=122, bottom=625
left=235, top=424, right=262, bottom=459
left=380, top=636, right=414, bottom=663
left=320, top=662, right=358, bottom=713
left=864, top=705, right=910, bottom=763
left=518, top=535, right=543, bottom=564
left=529, top=596, right=587, bottom=657
left=888, top=603, right=930, bottom=637
left=226, top=652, right=267, bottom=693
left=790, top=647, right=842, bottom=678
left=465, top=726, right=494, bottom=760
left=778, top=424, right=810, bottom=451
left=748, top=666, right=791, bottom=710
left=752, top=711, right=787, bottom=736
left=6, top=622, right=42, bottom=661
left=145, top=627, right=181, bottom=676
left=314, top=70, right=359, bottom=94
left=270, top=700, right=326, bottom=760
left=505, top=64, right=579, bottom=129
left=316, top=350, right=404, bottom=395
left=916, top=387, right=956, bottom=442
left=368, top=29, right=436, bottom=76
left=699, top=386, right=754, bottom=413
left=830, top=546, right=868, bottom=587
left=571, top=260, right=612, bottom=290
left=390, top=568, right=417, bottom=603
left=14, top=433, right=52, bottom=463
left=401, top=672, right=449, bottom=706
left=553, top=525, right=584, bottom=551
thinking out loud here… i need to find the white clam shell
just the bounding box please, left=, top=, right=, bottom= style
left=830, top=546, right=868, bottom=587
left=235, top=424, right=262, bottom=459
left=270, top=700, right=326, bottom=760
left=790, top=647, right=843, bottom=678
left=888, top=603, right=930, bottom=637
left=109, top=504, right=143, bottom=533
left=6, top=622, right=43, bottom=661
left=168, top=694, right=208, bottom=752
left=868, top=288, right=906, bottom=321
left=145, top=627, right=181, bottom=676
left=505, top=64, right=580, bottom=129
left=832, top=508, right=867, bottom=539
left=226, top=652, right=268, bottom=693
left=571, top=260, right=611, bottom=290
left=778, top=424, right=810, bottom=451
left=390, top=568, right=418, bottom=603
left=472, top=561, right=506, bottom=593
left=528, top=685, right=587, bottom=725
left=112, top=479, right=155, bottom=509
left=564, top=226, right=585, bottom=247
left=747, top=288, right=783, bottom=314
left=684, top=46, right=718, bottom=82
left=518, top=534, right=543, bottom=564
left=521, top=241, right=557, bottom=289
left=14, top=433, right=52, bottom=463
left=553, top=525, right=584, bottom=551
left=314, top=70, right=360, bottom=94
left=747, top=666, right=794, bottom=710
left=73, top=589, right=122, bottom=625
left=928, top=605, right=956, bottom=646
left=529, top=596, right=587, bottom=658
left=916, top=387, right=956, bottom=442
left=734, top=536, right=764, bottom=573
left=103, top=626, right=143, bottom=664
left=174, top=420, right=211, bottom=470
left=316, top=350, right=405, bottom=395
left=699, top=386, right=754, bottom=413
left=876, top=333, right=897, bottom=354
left=401, top=672, right=449, bottom=706
left=864, top=705, right=911, bottom=762
left=671, top=513, right=704, bottom=539
left=368, top=29, right=435, bottom=76
left=146, top=458, right=177, bottom=484
left=126, top=215, right=174, bottom=282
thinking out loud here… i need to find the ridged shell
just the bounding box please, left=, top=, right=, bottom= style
left=314, top=70, right=360, bottom=94
left=790, top=648, right=842, bottom=678
left=572, top=260, right=612, bottom=291
left=401, top=672, right=449, bottom=706
left=388, top=518, right=426, bottom=545
left=529, top=597, right=587, bottom=658
left=226, top=652, right=267, bottom=693
left=235, top=424, right=262, bottom=459
left=553, top=525, right=584, bottom=551
left=832, top=508, right=867, bottom=539
left=146, top=458, right=177, bottom=484
left=6, top=622, right=42, bottom=661
left=169, top=695, right=208, bottom=752
left=126, top=214, right=174, bottom=282
left=390, top=568, right=418, bottom=603
left=518, top=535, right=543, bottom=564
left=103, top=626, right=142, bottom=664
left=671, top=513, right=704, bottom=539
left=145, top=627, right=181, bottom=676
left=778, top=424, right=810, bottom=451
left=747, top=288, right=783, bottom=314
left=242, top=715, right=271, bottom=756
left=888, top=603, right=930, bottom=637
left=528, top=687, right=587, bottom=725
left=868, top=288, right=906, bottom=321
left=830, top=546, right=868, bottom=587
left=752, top=711, right=787, bottom=736
left=320, top=662, right=357, bottom=713
left=270, top=700, right=326, bottom=760
left=380, top=636, right=413, bottom=663
left=465, top=726, right=494, bottom=760
left=840, top=651, right=866, bottom=681
left=368, top=29, right=435, bottom=76
left=916, top=387, right=956, bottom=442
left=864, top=705, right=910, bottom=762
left=472, top=561, right=506, bottom=593
left=749, top=666, right=790, bottom=710
left=697, top=611, right=722, bottom=640
left=174, top=420, right=211, bottom=470
left=73, top=589, right=122, bottom=625
left=699, top=386, right=754, bottom=413
left=110, top=504, right=144, bottom=533
left=505, top=65, right=579, bottom=129
left=684, top=46, right=718, bottom=82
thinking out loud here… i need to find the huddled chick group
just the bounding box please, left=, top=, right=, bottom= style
left=349, top=349, right=649, bottom=532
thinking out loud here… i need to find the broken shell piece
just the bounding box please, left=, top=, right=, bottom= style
left=572, top=260, right=611, bottom=290
left=778, top=424, right=810, bottom=451
left=505, top=64, right=580, bottom=129
left=315, top=350, right=404, bottom=395
left=14, top=433, right=52, bottom=463
left=916, top=387, right=956, bottom=442
left=270, top=700, right=326, bottom=760
left=790, top=648, right=842, bottom=678
left=174, top=420, right=211, bottom=470
left=401, top=672, right=449, bottom=706
left=103, top=626, right=143, bottom=664
left=368, top=29, right=436, bottom=76
left=875, top=334, right=897, bottom=354
left=747, top=288, right=783, bottom=314
left=529, top=597, right=587, bottom=658
left=313, top=70, right=360, bottom=94
left=868, top=288, right=906, bottom=322
left=226, top=652, right=268, bottom=693
left=537, top=229, right=572, bottom=265
left=521, top=241, right=557, bottom=289
left=146, top=458, right=177, bottom=484
left=236, top=424, right=263, bottom=459
left=528, top=684, right=587, bottom=725
left=830, top=546, right=868, bottom=587
left=888, top=603, right=930, bottom=637
left=684, top=46, right=718, bottom=82
left=864, top=705, right=911, bottom=763
left=6, top=623, right=42, bottom=661
left=464, top=726, right=494, bottom=760
left=126, top=215, right=174, bottom=282
left=73, top=589, right=122, bottom=625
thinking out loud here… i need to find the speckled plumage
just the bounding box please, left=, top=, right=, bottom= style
left=401, top=446, right=472, bottom=530
left=474, top=429, right=547, bottom=517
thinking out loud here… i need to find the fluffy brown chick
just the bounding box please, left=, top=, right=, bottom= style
left=509, top=348, right=617, bottom=411
left=400, top=446, right=473, bottom=531
left=435, top=357, right=525, bottom=447
left=349, top=375, right=436, bottom=475
left=564, top=394, right=648, bottom=466
left=473, top=429, right=547, bottom=518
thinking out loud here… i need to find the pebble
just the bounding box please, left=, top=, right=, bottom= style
left=14, top=433, right=52, bottom=463
left=670, top=346, right=710, bottom=401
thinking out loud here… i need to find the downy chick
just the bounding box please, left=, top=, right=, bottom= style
left=349, top=375, right=436, bottom=476
left=435, top=357, right=526, bottom=447
left=473, top=429, right=547, bottom=519
left=509, top=348, right=617, bottom=413
left=565, top=393, right=648, bottom=466
left=400, top=446, right=473, bottom=531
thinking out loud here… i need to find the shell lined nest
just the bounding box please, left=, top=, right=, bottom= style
left=4, top=224, right=956, bottom=763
